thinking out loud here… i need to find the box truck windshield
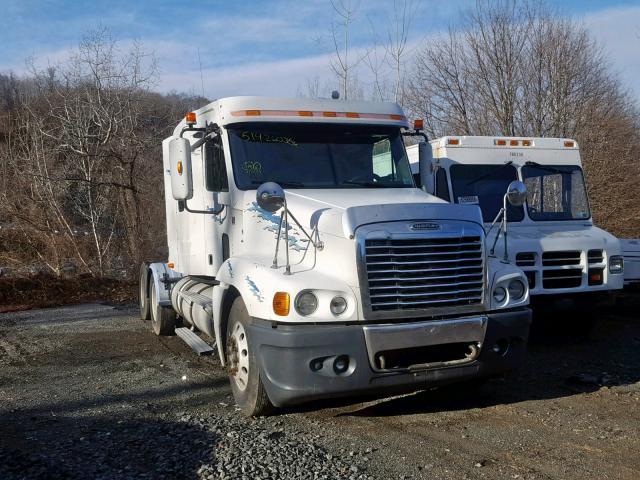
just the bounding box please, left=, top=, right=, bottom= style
left=521, top=164, right=590, bottom=221
left=449, top=163, right=524, bottom=222
left=228, top=123, right=414, bottom=189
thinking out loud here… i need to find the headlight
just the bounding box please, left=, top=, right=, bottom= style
left=609, top=255, right=624, bottom=274
left=493, top=286, right=506, bottom=303
left=507, top=279, right=525, bottom=300
left=330, top=296, right=347, bottom=315
left=295, top=291, right=318, bottom=315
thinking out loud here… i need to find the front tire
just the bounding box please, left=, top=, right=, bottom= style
left=139, top=263, right=151, bottom=321
left=149, top=275, right=175, bottom=336
left=226, top=297, right=273, bottom=416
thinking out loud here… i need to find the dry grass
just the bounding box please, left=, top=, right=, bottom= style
left=0, top=274, right=136, bottom=313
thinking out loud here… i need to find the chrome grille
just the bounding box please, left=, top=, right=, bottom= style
left=364, top=236, right=484, bottom=311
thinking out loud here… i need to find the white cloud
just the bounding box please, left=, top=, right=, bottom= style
left=582, top=4, right=640, bottom=98
left=158, top=52, right=335, bottom=98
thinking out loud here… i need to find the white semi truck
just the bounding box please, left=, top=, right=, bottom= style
left=408, top=136, right=624, bottom=310
left=140, top=98, right=532, bottom=415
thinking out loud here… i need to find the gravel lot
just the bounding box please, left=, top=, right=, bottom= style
left=1, top=295, right=639, bottom=479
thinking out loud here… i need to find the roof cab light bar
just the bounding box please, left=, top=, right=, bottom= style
left=230, top=109, right=406, bottom=121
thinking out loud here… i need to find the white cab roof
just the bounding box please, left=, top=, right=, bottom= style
left=173, top=96, right=408, bottom=135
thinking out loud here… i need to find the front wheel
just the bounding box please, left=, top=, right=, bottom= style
left=139, top=263, right=151, bottom=321
left=226, top=296, right=273, bottom=416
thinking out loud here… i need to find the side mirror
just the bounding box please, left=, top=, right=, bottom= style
left=256, top=182, right=285, bottom=212
left=418, top=142, right=434, bottom=194
left=506, top=180, right=527, bottom=206
left=169, top=138, right=193, bottom=201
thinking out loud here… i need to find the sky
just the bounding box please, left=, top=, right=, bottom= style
left=1, top=0, right=639, bottom=101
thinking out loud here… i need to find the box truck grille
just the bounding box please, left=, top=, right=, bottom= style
left=364, top=236, right=484, bottom=311
left=588, top=249, right=604, bottom=263
left=542, top=268, right=582, bottom=289
left=542, top=251, right=581, bottom=266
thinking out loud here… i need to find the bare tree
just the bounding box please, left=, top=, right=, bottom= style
left=385, top=0, right=419, bottom=104
left=329, top=0, right=367, bottom=99
left=405, top=0, right=640, bottom=236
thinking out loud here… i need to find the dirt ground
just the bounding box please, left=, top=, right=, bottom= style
left=0, top=294, right=639, bottom=479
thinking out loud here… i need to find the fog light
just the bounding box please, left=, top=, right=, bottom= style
left=333, top=355, right=349, bottom=374
left=507, top=279, right=525, bottom=300
left=310, top=359, right=323, bottom=372
left=295, top=291, right=318, bottom=316
left=492, top=338, right=510, bottom=356
left=330, top=296, right=347, bottom=315
left=493, top=286, right=506, bottom=303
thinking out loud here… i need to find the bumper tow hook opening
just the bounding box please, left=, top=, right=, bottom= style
left=378, top=354, right=386, bottom=370
left=465, top=343, right=480, bottom=361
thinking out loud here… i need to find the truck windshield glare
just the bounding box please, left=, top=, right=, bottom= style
left=522, top=164, right=590, bottom=221
left=228, top=123, right=414, bottom=189
left=450, top=164, right=524, bottom=222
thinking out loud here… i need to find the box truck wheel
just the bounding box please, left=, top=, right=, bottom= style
left=226, top=296, right=273, bottom=416
left=139, top=263, right=151, bottom=321
left=149, top=276, right=175, bottom=336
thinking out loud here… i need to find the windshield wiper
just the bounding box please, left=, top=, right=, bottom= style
left=341, top=180, right=387, bottom=188
left=465, top=161, right=514, bottom=186
left=249, top=180, right=305, bottom=188
left=524, top=161, right=572, bottom=175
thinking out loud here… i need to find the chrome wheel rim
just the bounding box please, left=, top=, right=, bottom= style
left=228, top=322, right=250, bottom=391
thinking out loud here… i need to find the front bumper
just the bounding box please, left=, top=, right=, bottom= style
left=249, top=309, right=532, bottom=407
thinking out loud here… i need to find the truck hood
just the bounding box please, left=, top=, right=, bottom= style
left=249, top=188, right=483, bottom=238
left=487, top=224, right=621, bottom=254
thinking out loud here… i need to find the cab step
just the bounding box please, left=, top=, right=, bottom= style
left=175, top=327, right=215, bottom=356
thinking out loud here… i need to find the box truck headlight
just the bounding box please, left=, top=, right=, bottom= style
left=609, top=256, right=624, bottom=274
left=330, top=296, right=348, bottom=315
left=295, top=291, right=318, bottom=316
left=507, top=279, right=525, bottom=301
left=493, top=286, right=507, bottom=303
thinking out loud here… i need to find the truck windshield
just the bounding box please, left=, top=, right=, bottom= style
left=449, top=164, right=524, bottom=222
left=227, top=123, right=414, bottom=189
left=521, top=164, right=590, bottom=221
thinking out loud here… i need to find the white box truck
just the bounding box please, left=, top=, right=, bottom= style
left=140, top=98, right=532, bottom=415
left=407, top=136, right=624, bottom=311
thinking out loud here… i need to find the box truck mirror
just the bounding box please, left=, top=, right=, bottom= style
left=506, top=180, right=527, bottom=207
left=169, top=137, right=193, bottom=201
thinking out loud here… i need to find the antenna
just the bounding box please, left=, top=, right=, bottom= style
left=197, top=48, right=205, bottom=98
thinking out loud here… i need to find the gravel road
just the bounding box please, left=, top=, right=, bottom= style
left=1, top=296, right=639, bottom=479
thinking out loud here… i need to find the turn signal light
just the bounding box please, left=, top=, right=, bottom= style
left=167, top=262, right=174, bottom=269
left=177, top=161, right=183, bottom=175
left=273, top=292, right=290, bottom=316
left=185, top=112, right=196, bottom=124
left=564, top=140, right=575, bottom=148
left=413, top=119, right=424, bottom=130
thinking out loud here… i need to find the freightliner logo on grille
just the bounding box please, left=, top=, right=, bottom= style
left=410, top=222, right=441, bottom=231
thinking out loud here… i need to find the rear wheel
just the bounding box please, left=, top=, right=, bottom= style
left=226, top=296, right=273, bottom=416
left=149, top=275, right=175, bottom=336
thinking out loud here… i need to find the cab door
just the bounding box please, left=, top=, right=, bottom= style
left=202, top=134, right=231, bottom=276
